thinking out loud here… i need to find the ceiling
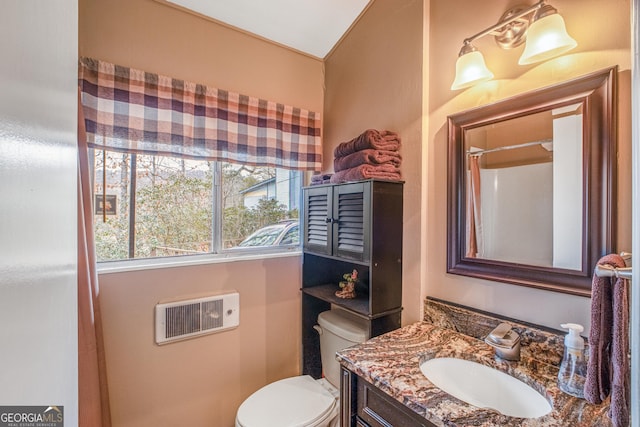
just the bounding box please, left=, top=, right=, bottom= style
left=165, top=0, right=372, bottom=59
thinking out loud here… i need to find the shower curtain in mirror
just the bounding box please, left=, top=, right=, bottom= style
left=466, top=155, right=482, bottom=258
left=78, top=90, right=112, bottom=427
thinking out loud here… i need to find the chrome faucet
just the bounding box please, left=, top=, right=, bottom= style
left=484, top=322, right=521, bottom=361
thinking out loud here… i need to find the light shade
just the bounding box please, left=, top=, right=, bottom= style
left=518, top=13, right=577, bottom=65
left=451, top=50, right=494, bottom=90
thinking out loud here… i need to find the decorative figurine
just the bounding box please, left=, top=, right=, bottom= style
left=335, top=269, right=358, bottom=299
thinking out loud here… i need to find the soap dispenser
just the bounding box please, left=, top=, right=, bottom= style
left=557, top=323, right=587, bottom=398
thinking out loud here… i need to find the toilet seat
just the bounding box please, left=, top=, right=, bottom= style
left=235, top=375, right=337, bottom=427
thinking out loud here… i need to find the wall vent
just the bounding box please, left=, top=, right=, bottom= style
left=155, top=292, right=239, bottom=345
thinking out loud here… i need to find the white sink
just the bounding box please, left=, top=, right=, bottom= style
left=420, top=357, right=551, bottom=418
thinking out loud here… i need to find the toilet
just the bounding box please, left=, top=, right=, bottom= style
left=235, top=308, right=369, bottom=427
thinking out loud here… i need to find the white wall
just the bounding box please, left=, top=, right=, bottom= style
left=480, top=163, right=553, bottom=266
left=552, top=111, right=583, bottom=269
left=0, top=1, right=78, bottom=424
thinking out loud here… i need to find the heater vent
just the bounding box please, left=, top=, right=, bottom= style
left=155, top=292, right=239, bottom=344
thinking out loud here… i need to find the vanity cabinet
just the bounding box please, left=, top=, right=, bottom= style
left=301, top=180, right=403, bottom=378
left=341, top=367, right=436, bottom=427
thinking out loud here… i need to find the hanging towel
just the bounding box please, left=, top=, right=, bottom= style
left=333, top=149, right=402, bottom=173
left=333, top=129, right=401, bottom=158
left=584, top=253, right=629, bottom=427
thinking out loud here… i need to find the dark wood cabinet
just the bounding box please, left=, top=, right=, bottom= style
left=341, top=367, right=437, bottom=427
left=301, top=180, right=403, bottom=378
left=303, top=181, right=376, bottom=262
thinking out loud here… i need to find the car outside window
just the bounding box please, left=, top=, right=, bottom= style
left=235, top=221, right=299, bottom=248
left=279, top=224, right=300, bottom=245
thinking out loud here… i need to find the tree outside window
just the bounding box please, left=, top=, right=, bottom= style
left=93, top=150, right=300, bottom=262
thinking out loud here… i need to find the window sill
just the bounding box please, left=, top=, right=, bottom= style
left=97, top=248, right=302, bottom=275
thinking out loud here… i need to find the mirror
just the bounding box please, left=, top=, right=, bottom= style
left=447, top=67, right=617, bottom=296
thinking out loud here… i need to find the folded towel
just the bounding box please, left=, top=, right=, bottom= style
left=333, top=129, right=401, bottom=158
left=329, top=163, right=401, bottom=184
left=310, top=173, right=332, bottom=185
left=584, top=254, right=629, bottom=427
left=333, top=149, right=402, bottom=173
left=311, top=173, right=333, bottom=183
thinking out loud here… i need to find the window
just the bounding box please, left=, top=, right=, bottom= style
left=79, top=57, right=321, bottom=264
left=92, top=149, right=301, bottom=262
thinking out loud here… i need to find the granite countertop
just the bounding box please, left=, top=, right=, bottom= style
left=336, top=321, right=612, bottom=427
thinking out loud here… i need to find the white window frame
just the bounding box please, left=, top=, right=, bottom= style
left=93, top=151, right=302, bottom=273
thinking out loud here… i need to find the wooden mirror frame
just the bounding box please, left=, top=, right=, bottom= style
left=447, top=67, right=617, bottom=296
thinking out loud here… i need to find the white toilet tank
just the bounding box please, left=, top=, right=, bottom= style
left=316, top=308, right=369, bottom=388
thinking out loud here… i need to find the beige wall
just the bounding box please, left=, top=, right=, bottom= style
left=426, top=0, right=632, bottom=331
left=79, top=0, right=324, bottom=112
left=79, top=1, right=323, bottom=426
left=321, top=0, right=629, bottom=330
left=324, top=0, right=425, bottom=324
left=98, top=257, right=302, bottom=426
left=81, top=0, right=632, bottom=425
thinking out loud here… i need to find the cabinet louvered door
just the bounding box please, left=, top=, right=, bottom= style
left=333, top=182, right=370, bottom=262
left=303, top=186, right=332, bottom=255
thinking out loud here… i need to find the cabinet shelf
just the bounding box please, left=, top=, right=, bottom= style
left=305, top=252, right=371, bottom=267
left=302, top=284, right=370, bottom=317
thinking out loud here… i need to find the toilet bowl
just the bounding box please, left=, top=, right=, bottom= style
left=235, top=308, right=369, bottom=427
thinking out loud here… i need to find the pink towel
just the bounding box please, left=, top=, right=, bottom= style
left=333, top=149, right=402, bottom=173
left=584, top=254, right=629, bottom=427
left=329, top=163, right=401, bottom=184
left=333, top=130, right=401, bottom=158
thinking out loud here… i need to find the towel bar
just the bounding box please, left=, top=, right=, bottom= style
left=595, top=264, right=633, bottom=280
left=594, top=252, right=633, bottom=280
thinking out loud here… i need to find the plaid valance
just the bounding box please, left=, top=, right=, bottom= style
left=78, top=57, right=322, bottom=171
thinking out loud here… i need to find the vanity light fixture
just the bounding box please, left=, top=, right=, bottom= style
left=451, top=42, right=495, bottom=91
left=451, top=0, right=577, bottom=90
